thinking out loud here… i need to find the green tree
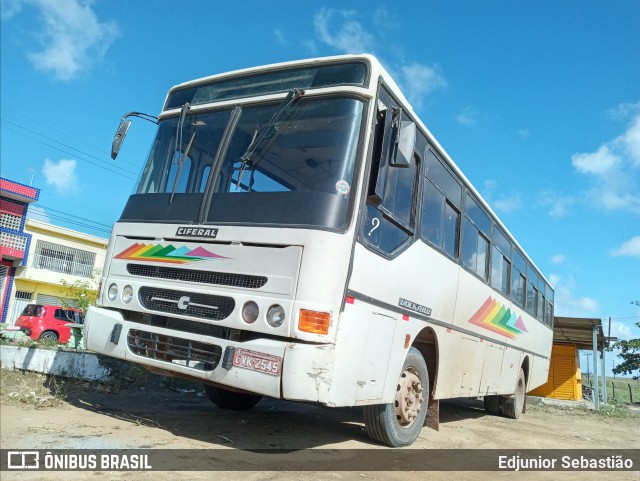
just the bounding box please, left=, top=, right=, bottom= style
left=59, top=270, right=101, bottom=315
left=612, top=318, right=640, bottom=377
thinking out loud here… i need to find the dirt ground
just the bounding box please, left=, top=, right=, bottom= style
left=0, top=370, right=638, bottom=481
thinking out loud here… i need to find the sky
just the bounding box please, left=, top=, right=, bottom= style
left=1, top=1, right=639, bottom=375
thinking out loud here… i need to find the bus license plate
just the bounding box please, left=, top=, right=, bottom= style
left=232, top=349, right=282, bottom=376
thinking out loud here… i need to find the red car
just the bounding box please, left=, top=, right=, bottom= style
left=15, top=304, right=83, bottom=343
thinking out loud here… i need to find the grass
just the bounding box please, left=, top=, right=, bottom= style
left=1, top=370, right=75, bottom=408
left=583, top=376, right=640, bottom=404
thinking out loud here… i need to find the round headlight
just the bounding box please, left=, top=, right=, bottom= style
left=122, top=285, right=133, bottom=304
left=242, top=301, right=259, bottom=324
left=266, top=305, right=285, bottom=328
left=107, top=283, right=118, bottom=301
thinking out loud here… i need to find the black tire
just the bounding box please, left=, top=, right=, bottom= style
left=483, top=395, right=501, bottom=415
left=39, top=331, right=59, bottom=342
left=363, top=347, right=429, bottom=447
left=500, top=368, right=526, bottom=419
left=203, top=384, right=262, bottom=411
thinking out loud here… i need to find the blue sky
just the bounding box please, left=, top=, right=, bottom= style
left=1, top=1, right=639, bottom=373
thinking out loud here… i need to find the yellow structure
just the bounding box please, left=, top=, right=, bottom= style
left=529, top=343, right=582, bottom=400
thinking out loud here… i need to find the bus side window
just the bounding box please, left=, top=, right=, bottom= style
left=537, top=281, right=545, bottom=321
left=421, top=148, right=462, bottom=259
left=525, top=266, right=539, bottom=316
left=511, top=250, right=526, bottom=307
left=363, top=89, right=418, bottom=256
left=462, top=193, right=491, bottom=280
left=490, top=226, right=512, bottom=296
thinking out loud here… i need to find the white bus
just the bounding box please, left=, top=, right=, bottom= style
left=85, top=54, right=554, bottom=447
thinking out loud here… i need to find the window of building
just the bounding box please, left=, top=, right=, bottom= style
left=33, top=240, right=96, bottom=278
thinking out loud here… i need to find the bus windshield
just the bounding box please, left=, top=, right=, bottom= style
left=122, top=96, right=365, bottom=230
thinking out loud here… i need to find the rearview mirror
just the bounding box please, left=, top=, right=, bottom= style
left=111, top=119, right=131, bottom=160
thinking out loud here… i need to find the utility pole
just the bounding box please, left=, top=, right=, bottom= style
left=584, top=353, right=591, bottom=386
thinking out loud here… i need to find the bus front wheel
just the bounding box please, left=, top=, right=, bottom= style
left=363, top=347, right=429, bottom=447
left=203, top=384, right=262, bottom=411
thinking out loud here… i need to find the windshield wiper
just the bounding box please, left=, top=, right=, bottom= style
left=236, top=88, right=304, bottom=191
left=168, top=102, right=193, bottom=204
left=169, top=130, right=196, bottom=203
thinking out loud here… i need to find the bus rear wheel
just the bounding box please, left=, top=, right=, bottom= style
left=500, top=368, right=526, bottom=419
left=363, top=347, right=429, bottom=447
left=203, top=384, right=262, bottom=411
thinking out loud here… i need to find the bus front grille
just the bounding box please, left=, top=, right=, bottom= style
left=128, top=329, right=221, bottom=371
left=127, top=263, right=268, bottom=289
left=138, top=286, right=235, bottom=321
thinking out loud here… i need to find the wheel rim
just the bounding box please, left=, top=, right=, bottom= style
left=395, top=368, right=424, bottom=427
left=41, top=332, right=57, bottom=341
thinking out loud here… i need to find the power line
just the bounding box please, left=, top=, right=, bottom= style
left=1, top=106, right=142, bottom=170
left=28, top=209, right=113, bottom=234
left=33, top=203, right=114, bottom=229
left=2, top=119, right=139, bottom=180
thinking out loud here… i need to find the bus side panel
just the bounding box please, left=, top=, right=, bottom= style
left=329, top=301, right=397, bottom=405
left=347, top=242, right=463, bottom=400
left=453, top=270, right=549, bottom=396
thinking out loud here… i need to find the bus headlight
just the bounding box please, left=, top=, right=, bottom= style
left=266, top=305, right=285, bottom=328
left=242, top=301, right=259, bottom=324
left=107, top=284, right=118, bottom=301
left=122, top=285, right=133, bottom=304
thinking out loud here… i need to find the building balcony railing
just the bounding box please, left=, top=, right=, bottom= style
left=30, top=254, right=95, bottom=278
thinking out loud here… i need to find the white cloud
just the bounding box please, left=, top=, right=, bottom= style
left=399, top=63, right=446, bottom=106
left=611, top=236, right=640, bottom=258
left=456, top=107, right=478, bottom=127
left=274, top=28, right=288, bottom=47
left=8, top=0, right=120, bottom=81
left=606, top=101, right=640, bottom=121
left=313, top=8, right=375, bottom=54
left=551, top=254, right=566, bottom=265
left=1, top=0, right=23, bottom=18
left=492, top=195, right=522, bottom=214
left=618, top=114, right=640, bottom=167
left=608, top=319, right=634, bottom=342
left=514, top=128, right=530, bottom=140
left=571, top=145, right=620, bottom=174
left=482, top=180, right=522, bottom=214
left=42, top=158, right=77, bottom=192
left=570, top=107, right=640, bottom=214
left=312, top=8, right=446, bottom=109
left=538, top=190, right=576, bottom=219
left=548, top=274, right=598, bottom=317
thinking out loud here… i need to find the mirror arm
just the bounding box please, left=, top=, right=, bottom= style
left=121, top=112, right=159, bottom=125
left=110, top=112, right=159, bottom=160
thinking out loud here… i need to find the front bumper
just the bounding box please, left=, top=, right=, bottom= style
left=84, top=306, right=335, bottom=402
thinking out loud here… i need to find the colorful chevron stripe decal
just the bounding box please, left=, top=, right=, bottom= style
left=468, top=297, right=527, bottom=339
left=114, top=243, right=230, bottom=264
